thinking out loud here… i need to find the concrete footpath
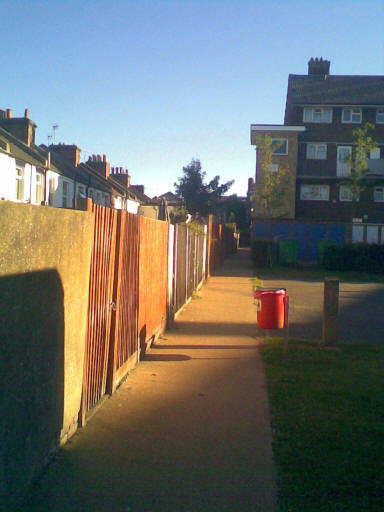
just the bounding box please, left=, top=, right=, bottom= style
left=22, top=249, right=278, bottom=512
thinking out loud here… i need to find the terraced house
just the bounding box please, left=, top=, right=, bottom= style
left=250, top=58, right=384, bottom=241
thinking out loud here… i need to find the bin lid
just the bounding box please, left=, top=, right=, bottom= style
left=254, top=288, right=286, bottom=298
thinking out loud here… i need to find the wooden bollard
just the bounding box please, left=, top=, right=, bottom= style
left=322, top=277, right=339, bottom=347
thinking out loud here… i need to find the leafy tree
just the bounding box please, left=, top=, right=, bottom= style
left=174, top=159, right=234, bottom=215
left=252, top=135, right=292, bottom=217
left=214, top=194, right=248, bottom=230
left=341, top=123, right=377, bottom=209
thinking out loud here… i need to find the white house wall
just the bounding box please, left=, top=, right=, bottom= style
left=0, top=153, right=43, bottom=205
left=0, top=152, right=16, bottom=201
left=126, top=199, right=139, bottom=214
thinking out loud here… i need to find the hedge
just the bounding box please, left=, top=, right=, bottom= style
left=322, top=243, right=384, bottom=273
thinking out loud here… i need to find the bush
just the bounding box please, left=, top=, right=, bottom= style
left=251, top=239, right=275, bottom=267
left=323, top=242, right=384, bottom=273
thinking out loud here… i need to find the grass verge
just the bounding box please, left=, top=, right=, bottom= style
left=262, top=339, right=384, bottom=512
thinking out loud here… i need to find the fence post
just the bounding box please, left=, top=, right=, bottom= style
left=322, top=277, right=339, bottom=347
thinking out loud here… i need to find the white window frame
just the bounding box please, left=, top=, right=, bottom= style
left=342, top=108, right=362, bottom=124
left=374, top=186, right=384, bottom=202
left=303, top=107, right=332, bottom=123
left=35, top=171, right=44, bottom=204
left=300, top=184, right=330, bottom=201
left=267, top=164, right=279, bottom=172
left=337, top=146, right=352, bottom=176
left=15, top=164, right=25, bottom=201
left=306, top=143, right=327, bottom=160
left=62, top=180, right=70, bottom=208
left=376, top=108, right=384, bottom=124
left=48, top=177, right=56, bottom=206
left=271, top=138, right=288, bottom=155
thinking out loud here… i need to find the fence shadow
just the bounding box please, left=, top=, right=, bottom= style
left=0, top=269, right=64, bottom=510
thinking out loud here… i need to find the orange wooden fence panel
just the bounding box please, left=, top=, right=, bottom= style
left=82, top=205, right=117, bottom=416
left=138, top=216, right=169, bottom=344
left=108, top=211, right=140, bottom=392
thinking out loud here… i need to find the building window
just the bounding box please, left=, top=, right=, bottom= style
left=15, top=164, right=25, bottom=201
left=77, top=184, right=86, bottom=198
left=337, top=146, right=352, bottom=176
left=48, top=177, right=56, bottom=205
left=370, top=148, right=380, bottom=160
left=339, top=185, right=360, bottom=202
left=267, top=164, right=279, bottom=172
left=342, top=108, right=362, bottom=123
left=303, top=107, right=332, bottom=123
left=307, top=143, right=327, bottom=160
left=104, top=194, right=110, bottom=207
left=62, top=181, right=70, bottom=208
left=271, top=138, right=288, bottom=155
left=376, top=108, right=384, bottom=124
left=374, top=187, right=384, bottom=202
left=35, top=171, right=44, bottom=204
left=300, top=184, right=330, bottom=201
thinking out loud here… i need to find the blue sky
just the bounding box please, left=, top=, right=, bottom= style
left=1, top=0, right=383, bottom=197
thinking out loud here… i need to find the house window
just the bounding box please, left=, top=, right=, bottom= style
left=303, top=107, right=332, bottom=123
left=62, top=181, right=70, bottom=208
left=342, top=108, right=362, bottom=123
left=267, top=164, right=279, bottom=172
left=35, top=171, right=44, bottom=204
left=48, top=177, right=56, bottom=206
left=376, top=108, right=384, bottom=124
left=374, top=187, right=384, bottom=202
left=337, top=146, right=352, bottom=176
left=370, top=148, right=380, bottom=159
left=307, top=143, right=327, bottom=160
left=15, top=164, right=25, bottom=201
left=300, top=184, right=330, bottom=201
left=77, top=184, right=86, bottom=198
left=339, top=185, right=359, bottom=202
left=271, top=138, right=288, bottom=155
left=104, top=194, right=110, bottom=207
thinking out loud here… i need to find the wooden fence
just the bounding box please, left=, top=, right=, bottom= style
left=79, top=205, right=235, bottom=421
left=170, top=224, right=207, bottom=318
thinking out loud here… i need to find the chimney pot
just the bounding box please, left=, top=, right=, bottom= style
left=24, top=108, right=29, bottom=119
left=6, top=109, right=12, bottom=119
left=103, top=154, right=107, bottom=163
left=97, top=154, right=101, bottom=162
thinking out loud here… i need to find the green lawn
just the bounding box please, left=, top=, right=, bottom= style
left=255, top=265, right=384, bottom=283
left=262, top=340, right=384, bottom=512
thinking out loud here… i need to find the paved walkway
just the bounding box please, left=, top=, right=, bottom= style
left=23, top=249, right=277, bottom=512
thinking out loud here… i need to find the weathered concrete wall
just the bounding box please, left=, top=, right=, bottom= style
left=0, top=201, right=93, bottom=508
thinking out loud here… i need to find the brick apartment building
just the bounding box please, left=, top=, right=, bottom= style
left=250, top=58, right=384, bottom=224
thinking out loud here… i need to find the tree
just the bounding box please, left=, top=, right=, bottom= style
left=252, top=135, right=292, bottom=217
left=341, top=123, right=377, bottom=211
left=174, top=159, right=234, bottom=215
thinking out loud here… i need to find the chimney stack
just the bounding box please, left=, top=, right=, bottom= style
left=0, top=108, right=37, bottom=146
left=308, top=57, right=330, bottom=76
left=87, top=153, right=110, bottom=179
left=24, top=109, right=29, bottom=119
left=51, top=144, right=81, bottom=166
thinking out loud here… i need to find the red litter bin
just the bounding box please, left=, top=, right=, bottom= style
left=254, top=288, right=288, bottom=330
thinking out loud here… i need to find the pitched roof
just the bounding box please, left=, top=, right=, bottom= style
left=286, top=74, right=384, bottom=106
